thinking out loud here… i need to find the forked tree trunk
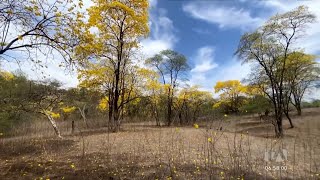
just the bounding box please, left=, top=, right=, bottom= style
left=78, top=105, right=89, bottom=128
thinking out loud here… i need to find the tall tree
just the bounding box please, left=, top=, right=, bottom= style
left=138, top=68, right=163, bottom=126
left=146, top=50, right=190, bottom=126
left=236, top=6, right=316, bottom=137
left=75, top=0, right=149, bottom=132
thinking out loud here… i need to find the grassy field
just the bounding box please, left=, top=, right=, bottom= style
left=0, top=108, right=319, bottom=179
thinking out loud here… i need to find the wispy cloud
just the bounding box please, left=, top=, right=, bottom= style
left=189, top=46, right=217, bottom=91
left=182, top=2, right=263, bottom=30
left=189, top=49, right=251, bottom=93
left=191, top=47, right=217, bottom=73
left=140, top=8, right=177, bottom=58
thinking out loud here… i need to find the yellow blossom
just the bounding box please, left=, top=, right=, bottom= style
left=50, top=112, right=60, bottom=119
left=208, top=137, right=212, bottom=142
left=193, top=124, right=199, bottom=129
left=61, top=106, right=76, bottom=113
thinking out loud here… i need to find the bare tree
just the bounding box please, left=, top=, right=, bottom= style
left=146, top=50, right=190, bottom=126
left=236, top=6, right=316, bottom=137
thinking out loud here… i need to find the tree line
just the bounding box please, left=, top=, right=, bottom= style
left=1, top=1, right=319, bottom=138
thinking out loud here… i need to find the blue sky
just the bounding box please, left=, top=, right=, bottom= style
left=142, top=0, right=320, bottom=93
left=3, top=0, right=320, bottom=97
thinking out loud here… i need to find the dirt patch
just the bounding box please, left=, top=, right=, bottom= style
left=0, top=138, right=75, bottom=157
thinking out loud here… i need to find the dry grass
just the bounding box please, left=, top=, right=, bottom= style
left=0, top=108, right=319, bottom=179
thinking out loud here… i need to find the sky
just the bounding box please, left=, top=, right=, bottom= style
left=2, top=0, right=320, bottom=98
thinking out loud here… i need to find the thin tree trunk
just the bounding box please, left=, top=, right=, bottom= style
left=284, top=112, right=294, bottom=128
left=45, top=114, right=62, bottom=138
left=167, top=88, right=172, bottom=126
left=275, top=114, right=283, bottom=138
left=78, top=105, right=89, bottom=128
left=296, top=103, right=302, bottom=116
left=71, top=120, right=75, bottom=134
left=283, top=94, right=294, bottom=128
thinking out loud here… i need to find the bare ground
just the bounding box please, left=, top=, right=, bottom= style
left=0, top=108, right=319, bottom=179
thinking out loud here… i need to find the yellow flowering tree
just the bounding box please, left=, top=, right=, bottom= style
left=0, top=0, right=79, bottom=63
left=138, top=68, right=164, bottom=126
left=214, top=80, right=248, bottom=113
left=284, top=52, right=319, bottom=116
left=75, top=0, right=149, bottom=132
left=177, top=86, right=213, bottom=125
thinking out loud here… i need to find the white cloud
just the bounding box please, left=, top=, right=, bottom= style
left=2, top=54, right=79, bottom=88
left=213, top=59, right=251, bottom=83
left=182, top=2, right=263, bottom=30
left=189, top=46, right=216, bottom=92
left=1, top=0, right=166, bottom=88
left=191, top=47, right=217, bottom=73
left=189, top=52, right=251, bottom=93
left=140, top=8, right=177, bottom=58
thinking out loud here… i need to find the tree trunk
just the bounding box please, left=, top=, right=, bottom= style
left=178, top=111, right=182, bottom=125
left=283, top=96, right=294, bottom=128
left=108, top=95, right=114, bottom=130
left=284, top=112, right=294, bottom=128
left=78, top=105, right=89, bottom=128
left=112, top=61, right=121, bottom=132
left=46, top=114, right=62, bottom=138
left=296, top=103, right=302, bottom=116
left=155, top=109, right=160, bottom=126
left=275, top=114, right=283, bottom=138
left=113, top=107, right=120, bottom=132
left=272, top=100, right=284, bottom=138
left=71, top=120, right=75, bottom=134
left=167, top=88, right=173, bottom=126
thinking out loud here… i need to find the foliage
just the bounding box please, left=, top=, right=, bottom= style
left=146, top=49, right=190, bottom=126
left=0, top=0, right=79, bottom=63
left=302, top=100, right=320, bottom=108
left=177, top=86, right=213, bottom=124
left=61, top=106, right=77, bottom=114
left=213, top=80, right=248, bottom=113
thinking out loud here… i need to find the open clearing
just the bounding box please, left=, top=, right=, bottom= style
left=0, top=108, right=319, bottom=180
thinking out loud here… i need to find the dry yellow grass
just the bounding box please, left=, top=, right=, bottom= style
left=0, top=108, right=319, bottom=179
